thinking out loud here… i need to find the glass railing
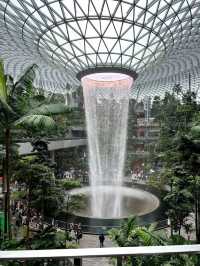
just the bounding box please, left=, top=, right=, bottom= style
left=0, top=245, right=199, bottom=266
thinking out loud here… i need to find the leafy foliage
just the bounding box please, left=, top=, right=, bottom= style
left=109, top=216, right=198, bottom=265
left=62, top=180, right=81, bottom=190
left=13, top=155, right=64, bottom=218
left=0, top=60, right=71, bottom=239
left=151, top=87, right=200, bottom=242
left=30, top=103, right=71, bottom=116
left=15, top=115, right=56, bottom=130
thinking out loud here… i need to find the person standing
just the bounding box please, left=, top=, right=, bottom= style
left=99, top=233, right=105, bottom=248
left=75, top=230, right=82, bottom=244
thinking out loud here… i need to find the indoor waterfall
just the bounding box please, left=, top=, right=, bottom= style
left=82, top=73, right=133, bottom=218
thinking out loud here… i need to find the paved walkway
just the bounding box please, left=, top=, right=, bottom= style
left=79, top=234, right=114, bottom=266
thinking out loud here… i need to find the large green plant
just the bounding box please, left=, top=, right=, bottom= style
left=150, top=88, right=200, bottom=243
left=12, top=155, right=64, bottom=245
left=0, top=61, right=70, bottom=239
left=109, top=216, right=198, bottom=265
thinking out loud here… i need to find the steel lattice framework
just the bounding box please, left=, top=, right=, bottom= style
left=1, top=0, right=200, bottom=98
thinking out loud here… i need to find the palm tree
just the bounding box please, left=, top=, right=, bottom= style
left=109, top=216, right=197, bottom=265
left=109, top=217, right=167, bottom=265
left=0, top=61, right=70, bottom=239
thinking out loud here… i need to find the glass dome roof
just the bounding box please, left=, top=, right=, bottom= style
left=0, top=0, right=200, bottom=98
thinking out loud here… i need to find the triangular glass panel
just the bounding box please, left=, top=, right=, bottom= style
left=101, top=20, right=111, bottom=35
left=106, top=56, right=113, bottom=65
left=98, top=40, right=108, bottom=53
left=32, top=11, right=46, bottom=25
left=52, top=26, right=67, bottom=41
left=102, top=1, right=110, bottom=16
left=85, top=41, right=96, bottom=54
left=130, top=57, right=140, bottom=68
left=143, top=48, right=153, bottom=58
left=67, top=25, right=81, bottom=41
left=72, top=58, right=83, bottom=69
left=73, top=39, right=85, bottom=52
left=147, top=1, right=160, bottom=15
left=113, top=20, right=123, bottom=36
left=111, top=41, right=121, bottom=54
left=54, top=47, right=64, bottom=57
left=79, top=55, right=88, bottom=67
left=71, top=45, right=84, bottom=57
left=99, top=53, right=108, bottom=64
left=87, top=37, right=101, bottom=51
left=77, top=19, right=88, bottom=35
left=62, top=1, right=74, bottom=19
left=114, top=4, right=122, bottom=18
left=120, top=40, right=132, bottom=52
left=110, top=53, right=120, bottom=64
left=74, top=2, right=85, bottom=17
left=90, top=19, right=101, bottom=35
left=135, top=50, right=145, bottom=60
left=87, top=54, right=97, bottom=64
left=146, top=17, right=155, bottom=29
left=121, top=2, right=131, bottom=18
left=68, top=22, right=82, bottom=37
left=89, top=1, right=98, bottom=16
left=133, top=43, right=143, bottom=54
left=106, top=0, right=118, bottom=16
left=86, top=22, right=99, bottom=38
left=121, top=55, right=131, bottom=65
left=124, top=45, right=134, bottom=56
left=49, top=2, right=62, bottom=19
left=172, top=2, right=182, bottom=13
left=121, top=27, right=134, bottom=42
left=137, top=32, right=149, bottom=46
left=44, top=31, right=56, bottom=43
left=104, top=22, right=118, bottom=38
left=136, top=13, right=145, bottom=24
left=77, top=0, right=89, bottom=14
left=62, top=43, right=74, bottom=55
left=133, top=25, right=142, bottom=40
left=104, top=38, right=117, bottom=51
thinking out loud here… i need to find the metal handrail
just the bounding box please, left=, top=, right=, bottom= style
left=0, top=245, right=200, bottom=261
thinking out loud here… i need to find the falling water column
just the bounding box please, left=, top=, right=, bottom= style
left=82, top=73, right=133, bottom=218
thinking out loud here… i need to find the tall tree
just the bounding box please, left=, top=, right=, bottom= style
left=12, top=155, right=64, bottom=246
left=0, top=61, right=70, bottom=239
left=150, top=88, right=200, bottom=243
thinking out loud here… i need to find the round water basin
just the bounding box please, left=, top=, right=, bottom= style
left=69, top=185, right=160, bottom=219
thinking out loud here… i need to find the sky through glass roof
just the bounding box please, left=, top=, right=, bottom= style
left=0, top=0, right=200, bottom=98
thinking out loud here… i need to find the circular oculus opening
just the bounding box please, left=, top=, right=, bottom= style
left=81, top=72, right=133, bottom=82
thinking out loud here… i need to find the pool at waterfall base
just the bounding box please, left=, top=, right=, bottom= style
left=65, top=184, right=166, bottom=234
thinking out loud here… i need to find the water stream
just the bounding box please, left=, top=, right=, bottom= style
left=82, top=73, right=133, bottom=218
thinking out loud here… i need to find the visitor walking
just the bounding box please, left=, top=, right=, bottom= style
left=75, top=230, right=82, bottom=244
left=99, top=233, right=105, bottom=248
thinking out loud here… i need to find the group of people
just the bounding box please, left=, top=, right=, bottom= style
left=130, top=170, right=148, bottom=182
left=69, top=228, right=82, bottom=244
left=65, top=223, right=83, bottom=244
left=12, top=201, right=106, bottom=248
left=12, top=201, right=43, bottom=232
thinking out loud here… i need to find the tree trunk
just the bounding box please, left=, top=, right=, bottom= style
left=178, top=224, right=181, bottom=236
left=195, top=190, right=200, bottom=243
left=26, top=188, right=31, bottom=249
left=170, top=218, right=173, bottom=237
left=3, top=128, right=11, bottom=239
left=40, top=193, right=45, bottom=231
